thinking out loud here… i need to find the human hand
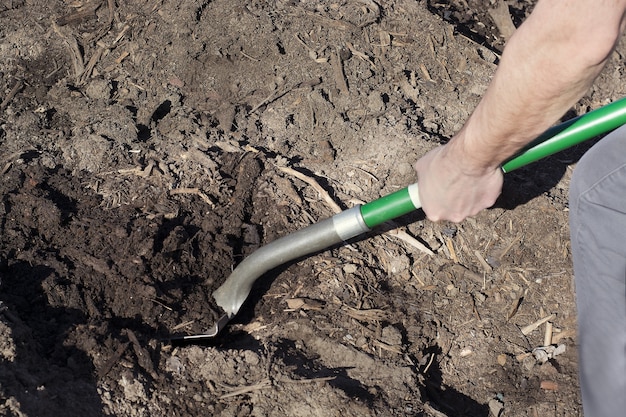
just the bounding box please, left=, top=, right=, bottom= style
left=413, top=142, right=504, bottom=223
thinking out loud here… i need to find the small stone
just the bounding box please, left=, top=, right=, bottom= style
left=497, top=354, right=507, bottom=366
left=459, top=347, right=473, bottom=357
left=488, top=398, right=504, bottom=417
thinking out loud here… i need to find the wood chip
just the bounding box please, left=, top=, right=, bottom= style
left=171, top=320, right=194, bottom=331
left=543, top=321, right=553, bottom=346
left=0, top=80, right=23, bottom=112
left=52, top=22, right=85, bottom=80
left=474, top=249, right=493, bottom=273
left=521, top=314, right=556, bottom=336
left=540, top=380, right=558, bottom=391
left=445, top=237, right=459, bottom=263
left=488, top=0, right=517, bottom=40
left=497, top=353, right=507, bottom=366
left=506, top=295, right=524, bottom=322
left=285, top=297, right=325, bottom=311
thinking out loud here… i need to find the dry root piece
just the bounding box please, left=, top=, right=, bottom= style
left=386, top=228, right=434, bottom=256
left=219, top=379, right=272, bottom=399
left=373, top=340, right=403, bottom=355
left=276, top=164, right=342, bottom=214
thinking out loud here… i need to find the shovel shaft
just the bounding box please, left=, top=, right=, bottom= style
left=360, top=96, right=626, bottom=228
left=360, top=183, right=421, bottom=228
left=501, top=96, right=626, bottom=172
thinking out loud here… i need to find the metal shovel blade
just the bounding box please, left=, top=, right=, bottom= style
left=169, top=314, right=230, bottom=341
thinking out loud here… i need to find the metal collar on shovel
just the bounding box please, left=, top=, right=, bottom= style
left=177, top=97, right=626, bottom=340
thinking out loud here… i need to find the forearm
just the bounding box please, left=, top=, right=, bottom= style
left=449, top=0, right=626, bottom=172
left=413, top=0, right=626, bottom=222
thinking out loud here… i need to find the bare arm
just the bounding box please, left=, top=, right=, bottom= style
left=414, top=0, right=626, bottom=222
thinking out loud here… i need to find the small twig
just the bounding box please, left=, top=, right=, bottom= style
left=345, top=42, right=375, bottom=68
left=240, top=50, right=260, bottom=61
left=421, top=354, right=436, bottom=378
left=149, top=298, right=173, bottom=311
left=249, top=79, right=321, bottom=114
left=172, top=320, right=195, bottom=331
left=280, top=376, right=336, bottom=384
left=117, top=162, right=153, bottom=178
left=419, top=63, right=434, bottom=83
left=472, top=296, right=482, bottom=321
left=347, top=165, right=379, bottom=182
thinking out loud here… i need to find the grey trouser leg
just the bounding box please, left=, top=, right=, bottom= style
left=569, top=124, right=626, bottom=417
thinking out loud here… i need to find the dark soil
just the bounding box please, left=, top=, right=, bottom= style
left=2, top=1, right=625, bottom=416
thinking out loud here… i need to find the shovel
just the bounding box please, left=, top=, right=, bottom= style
left=177, top=97, right=626, bottom=340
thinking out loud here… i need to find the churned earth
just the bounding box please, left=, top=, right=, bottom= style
left=2, top=1, right=626, bottom=416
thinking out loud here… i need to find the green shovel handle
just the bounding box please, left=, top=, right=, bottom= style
left=359, top=96, right=626, bottom=229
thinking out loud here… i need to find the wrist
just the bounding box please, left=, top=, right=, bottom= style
left=446, top=128, right=502, bottom=176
